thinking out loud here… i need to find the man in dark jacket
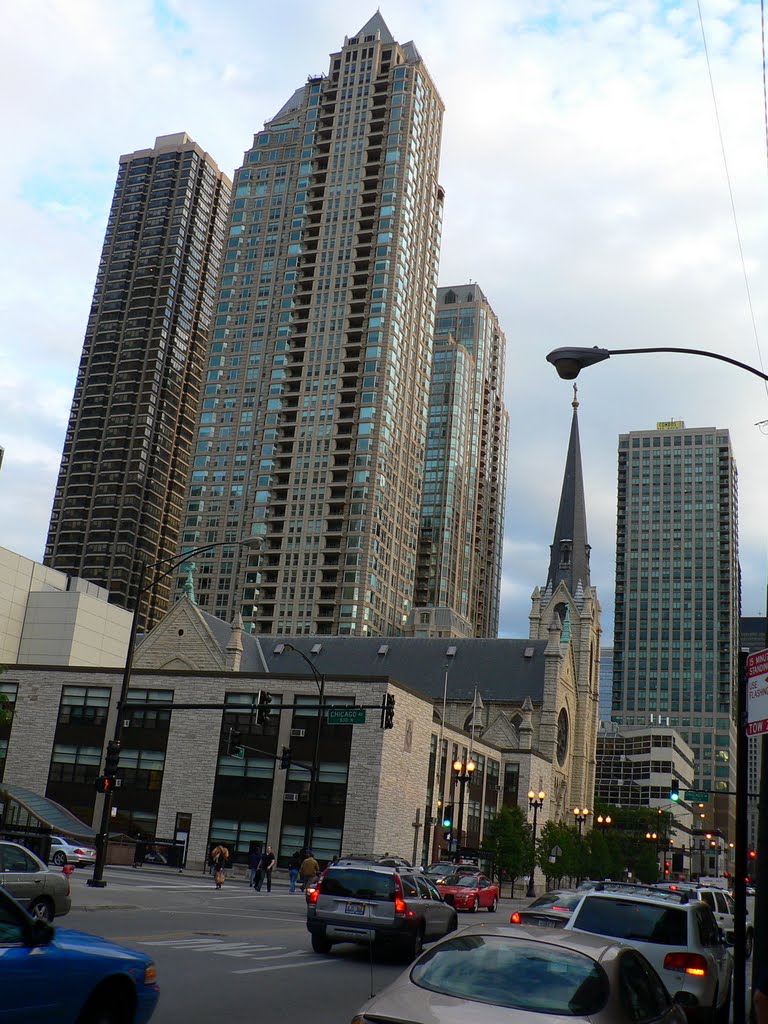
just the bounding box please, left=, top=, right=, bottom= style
left=256, top=845, right=276, bottom=891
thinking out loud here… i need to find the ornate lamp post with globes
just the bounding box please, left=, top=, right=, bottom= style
left=452, top=758, right=475, bottom=863
left=526, top=789, right=546, bottom=898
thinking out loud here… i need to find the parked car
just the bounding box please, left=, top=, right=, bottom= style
left=307, top=862, right=457, bottom=960
left=0, top=840, right=71, bottom=921
left=510, top=889, right=583, bottom=927
left=0, top=883, right=159, bottom=1022
left=654, top=882, right=753, bottom=958
left=424, top=862, right=483, bottom=885
left=377, top=855, right=413, bottom=869
left=436, top=873, right=499, bottom=912
left=564, top=884, right=733, bottom=1021
left=351, top=924, right=687, bottom=1024
left=49, top=835, right=96, bottom=867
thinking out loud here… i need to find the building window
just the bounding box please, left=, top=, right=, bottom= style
left=118, top=749, right=165, bottom=791
left=58, top=686, right=111, bottom=726
left=49, top=744, right=101, bottom=784
left=210, top=817, right=267, bottom=857
left=503, top=762, right=520, bottom=806
left=125, top=688, right=173, bottom=729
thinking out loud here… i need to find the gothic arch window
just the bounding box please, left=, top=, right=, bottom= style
left=444, top=289, right=457, bottom=304
left=510, top=713, right=523, bottom=730
left=556, top=708, right=569, bottom=767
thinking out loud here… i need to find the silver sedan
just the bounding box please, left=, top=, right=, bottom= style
left=0, top=840, right=71, bottom=921
left=351, top=925, right=687, bottom=1023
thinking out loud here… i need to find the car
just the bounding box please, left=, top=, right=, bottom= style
left=564, top=884, right=733, bottom=1022
left=424, top=861, right=484, bottom=885
left=351, top=923, right=687, bottom=1024
left=435, top=872, right=499, bottom=912
left=510, top=889, right=583, bottom=927
left=377, top=855, right=412, bottom=869
left=653, top=882, right=753, bottom=958
left=49, top=835, right=96, bottom=867
left=0, top=840, right=71, bottom=921
left=306, top=861, right=458, bottom=960
left=0, top=883, right=159, bottom=1022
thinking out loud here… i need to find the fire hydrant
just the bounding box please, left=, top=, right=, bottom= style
left=62, top=864, right=74, bottom=879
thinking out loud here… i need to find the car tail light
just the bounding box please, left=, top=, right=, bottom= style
left=306, top=882, right=321, bottom=905
left=552, top=906, right=570, bottom=913
left=74, top=849, right=86, bottom=856
left=664, top=952, right=708, bottom=976
left=510, top=911, right=521, bottom=924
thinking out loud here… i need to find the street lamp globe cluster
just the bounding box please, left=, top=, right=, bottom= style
left=451, top=758, right=475, bottom=862
left=573, top=806, right=590, bottom=836
left=526, top=789, right=546, bottom=898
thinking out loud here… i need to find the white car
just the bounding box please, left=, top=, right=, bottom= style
left=564, top=884, right=733, bottom=1022
left=654, top=883, right=753, bottom=958
left=49, top=835, right=96, bottom=867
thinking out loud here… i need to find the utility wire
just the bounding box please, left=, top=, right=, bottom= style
left=696, top=0, right=768, bottom=398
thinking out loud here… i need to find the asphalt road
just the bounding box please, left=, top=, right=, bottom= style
left=65, top=867, right=518, bottom=1023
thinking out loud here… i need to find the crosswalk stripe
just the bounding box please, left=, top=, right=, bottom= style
left=232, top=958, right=339, bottom=974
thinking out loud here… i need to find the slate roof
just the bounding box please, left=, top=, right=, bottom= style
left=0, top=783, right=96, bottom=839
left=194, top=619, right=548, bottom=705
left=356, top=12, right=394, bottom=44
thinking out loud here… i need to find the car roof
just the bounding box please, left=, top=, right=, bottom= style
left=329, top=862, right=397, bottom=875
left=578, top=887, right=695, bottom=908
left=447, top=923, right=632, bottom=958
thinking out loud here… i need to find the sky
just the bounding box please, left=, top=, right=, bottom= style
left=2, top=0, right=768, bottom=641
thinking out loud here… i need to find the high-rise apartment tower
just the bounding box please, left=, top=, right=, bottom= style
left=178, top=15, right=445, bottom=635
left=611, top=422, right=740, bottom=835
left=412, top=284, right=508, bottom=637
left=46, top=134, right=231, bottom=630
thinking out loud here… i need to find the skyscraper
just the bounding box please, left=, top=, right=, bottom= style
left=45, top=134, right=231, bottom=630
left=611, top=422, right=740, bottom=835
left=412, top=284, right=508, bottom=637
left=178, top=15, right=445, bottom=636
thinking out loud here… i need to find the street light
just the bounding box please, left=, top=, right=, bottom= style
left=526, top=789, right=546, bottom=898
left=573, top=806, right=590, bottom=836
left=279, top=643, right=325, bottom=855
left=546, top=343, right=766, bottom=1024
left=452, top=758, right=476, bottom=863
left=595, top=814, right=612, bottom=827
left=88, top=536, right=263, bottom=888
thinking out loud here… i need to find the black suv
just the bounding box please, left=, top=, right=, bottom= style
left=307, top=862, right=457, bottom=959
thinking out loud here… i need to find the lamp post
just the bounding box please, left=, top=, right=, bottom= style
left=279, top=643, right=325, bottom=855
left=645, top=831, right=661, bottom=880
left=88, top=536, right=263, bottom=888
left=452, top=758, right=475, bottom=863
left=546, top=344, right=764, bottom=1024
left=526, top=789, right=546, bottom=898
left=573, top=806, right=590, bottom=837
left=595, top=814, right=612, bottom=828
left=705, top=833, right=720, bottom=878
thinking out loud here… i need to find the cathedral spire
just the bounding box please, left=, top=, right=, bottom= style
left=546, top=386, right=591, bottom=597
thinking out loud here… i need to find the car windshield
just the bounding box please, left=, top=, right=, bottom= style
left=411, top=934, right=609, bottom=1014
left=321, top=869, right=396, bottom=902
left=531, top=892, right=582, bottom=911
left=441, top=875, right=478, bottom=887
left=574, top=897, right=687, bottom=946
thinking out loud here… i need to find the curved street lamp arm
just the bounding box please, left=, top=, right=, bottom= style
left=546, top=345, right=768, bottom=383
left=606, top=346, right=768, bottom=383
left=280, top=642, right=324, bottom=694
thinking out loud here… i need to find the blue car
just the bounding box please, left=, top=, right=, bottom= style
left=0, top=885, right=159, bottom=1023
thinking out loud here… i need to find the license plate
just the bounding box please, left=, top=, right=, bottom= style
left=345, top=902, right=366, bottom=915
left=527, top=915, right=562, bottom=927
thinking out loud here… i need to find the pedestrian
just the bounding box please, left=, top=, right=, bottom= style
left=288, top=850, right=302, bottom=893
left=755, top=965, right=768, bottom=1023
left=211, top=844, right=229, bottom=889
left=248, top=846, right=260, bottom=889
left=299, top=850, right=320, bottom=891
left=256, top=845, right=276, bottom=892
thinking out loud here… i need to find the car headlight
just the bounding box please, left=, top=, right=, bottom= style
left=144, top=964, right=157, bottom=985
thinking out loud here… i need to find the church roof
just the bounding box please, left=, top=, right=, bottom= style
left=546, top=388, right=591, bottom=599
left=192, top=621, right=548, bottom=704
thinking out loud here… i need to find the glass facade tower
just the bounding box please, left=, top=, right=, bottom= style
left=177, top=15, right=445, bottom=636
left=611, top=423, right=740, bottom=835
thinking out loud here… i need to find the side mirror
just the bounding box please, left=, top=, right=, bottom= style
left=29, top=918, right=54, bottom=947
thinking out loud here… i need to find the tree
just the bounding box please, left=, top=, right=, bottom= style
left=0, top=668, right=11, bottom=726
left=482, top=805, right=531, bottom=897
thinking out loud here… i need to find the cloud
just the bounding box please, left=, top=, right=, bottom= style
left=2, top=0, right=767, bottom=642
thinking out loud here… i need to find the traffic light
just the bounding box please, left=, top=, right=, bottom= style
left=279, top=746, right=292, bottom=770
left=442, top=804, right=454, bottom=828
left=381, top=693, right=395, bottom=730
left=255, top=691, right=274, bottom=726
left=664, top=861, right=671, bottom=877
left=227, top=729, right=242, bottom=756
left=94, top=776, right=113, bottom=793
left=105, top=740, right=121, bottom=777
left=670, top=779, right=679, bottom=802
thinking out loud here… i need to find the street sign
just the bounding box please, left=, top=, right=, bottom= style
left=326, top=708, right=366, bottom=726
left=747, top=648, right=768, bottom=737
left=231, top=746, right=245, bottom=760
left=685, top=790, right=709, bottom=803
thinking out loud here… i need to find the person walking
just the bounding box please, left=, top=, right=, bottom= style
left=288, top=850, right=302, bottom=893
left=255, top=845, right=275, bottom=891
left=247, top=846, right=261, bottom=889
left=299, top=850, right=320, bottom=891
left=211, top=844, right=229, bottom=889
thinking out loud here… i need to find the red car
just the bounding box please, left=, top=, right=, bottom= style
left=436, top=873, right=499, bottom=912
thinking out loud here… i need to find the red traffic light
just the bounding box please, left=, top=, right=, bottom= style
left=94, top=776, right=114, bottom=793
left=749, top=850, right=757, bottom=859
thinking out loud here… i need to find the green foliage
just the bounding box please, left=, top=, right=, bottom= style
left=482, top=804, right=532, bottom=896
left=0, top=668, right=10, bottom=726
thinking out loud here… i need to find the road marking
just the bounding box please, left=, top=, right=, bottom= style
left=232, top=957, right=341, bottom=974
